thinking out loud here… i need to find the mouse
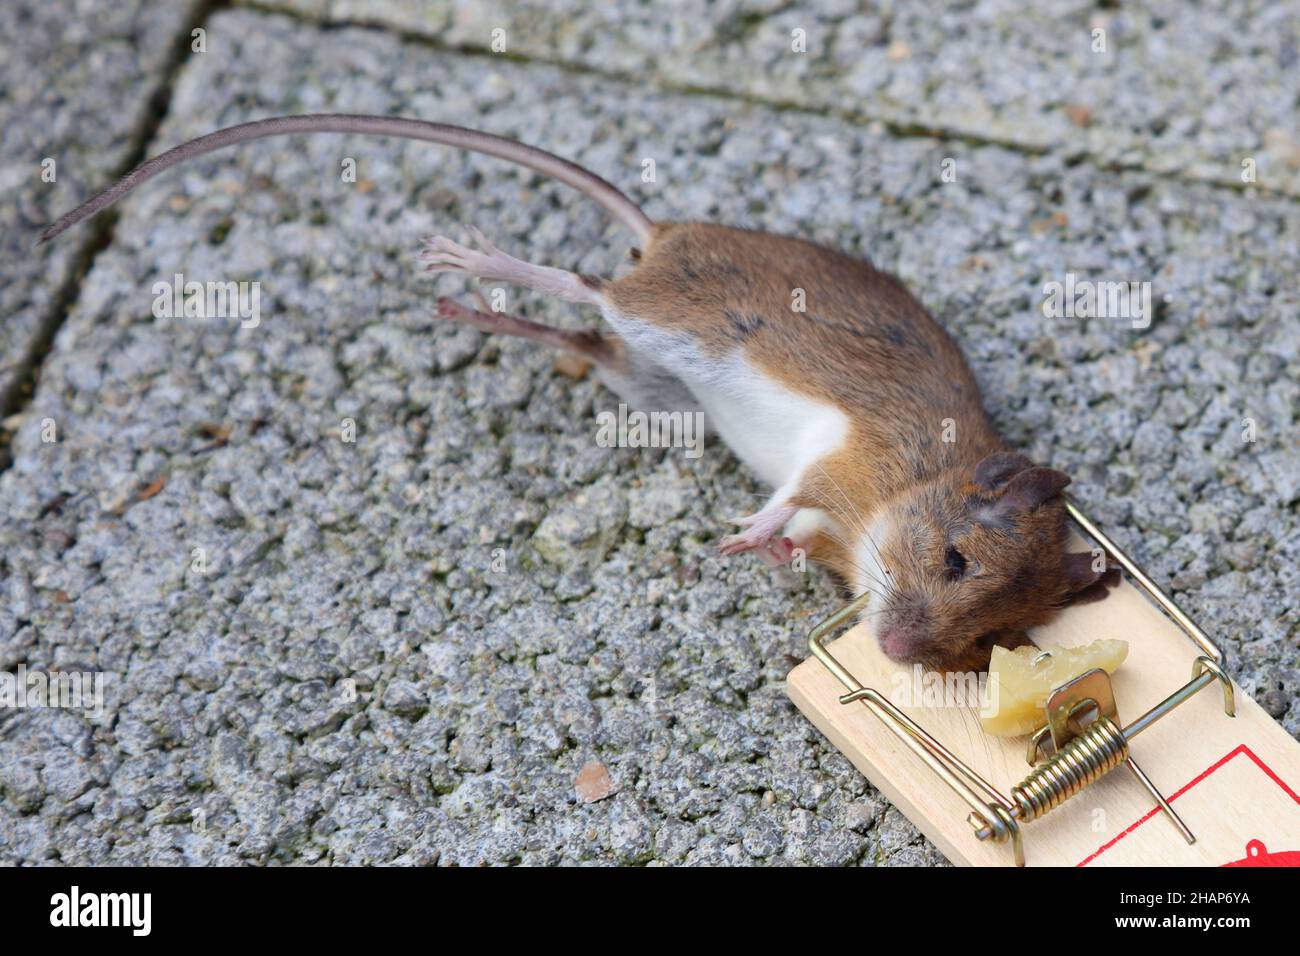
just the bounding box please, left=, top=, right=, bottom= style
left=39, top=113, right=1121, bottom=673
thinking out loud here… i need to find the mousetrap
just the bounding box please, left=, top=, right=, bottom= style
left=787, top=501, right=1300, bottom=866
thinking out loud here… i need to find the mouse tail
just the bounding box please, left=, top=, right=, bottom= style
left=37, top=114, right=655, bottom=246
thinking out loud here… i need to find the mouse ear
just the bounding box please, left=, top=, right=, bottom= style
left=1002, top=467, right=1071, bottom=510
left=1060, top=551, right=1121, bottom=606
left=972, top=452, right=1034, bottom=492
left=973, top=466, right=1071, bottom=526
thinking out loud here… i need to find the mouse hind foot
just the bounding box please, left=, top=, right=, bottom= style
left=419, top=226, right=604, bottom=306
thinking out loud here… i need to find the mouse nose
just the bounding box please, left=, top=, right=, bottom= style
left=877, top=604, right=931, bottom=662
left=880, top=625, right=924, bottom=662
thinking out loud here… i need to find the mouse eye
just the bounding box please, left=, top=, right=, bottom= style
left=943, top=546, right=968, bottom=580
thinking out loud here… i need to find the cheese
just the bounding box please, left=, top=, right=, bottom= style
left=981, top=639, right=1129, bottom=737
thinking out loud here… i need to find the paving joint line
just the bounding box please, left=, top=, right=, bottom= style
left=0, top=0, right=233, bottom=472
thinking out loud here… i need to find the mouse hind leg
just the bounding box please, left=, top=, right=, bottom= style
left=422, top=227, right=704, bottom=415
left=435, top=292, right=618, bottom=364
left=419, top=226, right=604, bottom=305
left=435, top=292, right=703, bottom=418
left=420, top=224, right=621, bottom=371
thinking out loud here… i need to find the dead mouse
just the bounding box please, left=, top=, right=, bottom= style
left=39, top=113, right=1121, bottom=672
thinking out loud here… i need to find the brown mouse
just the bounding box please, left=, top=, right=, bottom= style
left=39, top=114, right=1121, bottom=672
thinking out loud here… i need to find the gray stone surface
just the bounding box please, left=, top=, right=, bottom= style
left=0, top=0, right=204, bottom=412
left=259, top=0, right=1300, bottom=197
left=0, top=5, right=1296, bottom=865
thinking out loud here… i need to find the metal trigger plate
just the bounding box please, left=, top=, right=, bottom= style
left=1046, top=668, right=1117, bottom=752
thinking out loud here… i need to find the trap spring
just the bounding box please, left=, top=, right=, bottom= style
left=808, top=499, right=1236, bottom=866
left=1013, top=715, right=1129, bottom=821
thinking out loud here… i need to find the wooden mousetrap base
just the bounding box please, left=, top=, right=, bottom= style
left=787, top=561, right=1300, bottom=866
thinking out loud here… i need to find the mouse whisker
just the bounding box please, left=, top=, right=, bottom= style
left=803, top=471, right=860, bottom=535
left=812, top=486, right=891, bottom=589
left=854, top=514, right=889, bottom=569
left=819, top=527, right=892, bottom=597
left=810, top=462, right=871, bottom=540
left=829, top=545, right=891, bottom=596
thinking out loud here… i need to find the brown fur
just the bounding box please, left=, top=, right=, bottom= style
left=608, top=223, right=1002, bottom=515
left=608, top=223, right=1117, bottom=671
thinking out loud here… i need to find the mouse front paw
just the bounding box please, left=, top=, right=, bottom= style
left=718, top=503, right=801, bottom=558
left=718, top=530, right=767, bottom=557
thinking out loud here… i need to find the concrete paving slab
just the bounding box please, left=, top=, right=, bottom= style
left=0, top=7, right=1295, bottom=865
left=259, top=0, right=1300, bottom=197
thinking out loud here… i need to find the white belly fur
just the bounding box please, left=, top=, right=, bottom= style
left=601, top=305, right=850, bottom=491
left=690, top=351, right=848, bottom=489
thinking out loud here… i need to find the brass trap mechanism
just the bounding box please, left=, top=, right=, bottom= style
left=807, top=500, right=1237, bottom=867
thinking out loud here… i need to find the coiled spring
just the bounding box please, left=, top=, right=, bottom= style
left=1011, top=716, right=1129, bottom=821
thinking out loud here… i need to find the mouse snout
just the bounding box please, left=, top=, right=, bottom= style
left=880, top=626, right=926, bottom=662
left=877, top=606, right=931, bottom=663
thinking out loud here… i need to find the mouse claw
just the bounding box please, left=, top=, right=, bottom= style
left=417, top=233, right=479, bottom=273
